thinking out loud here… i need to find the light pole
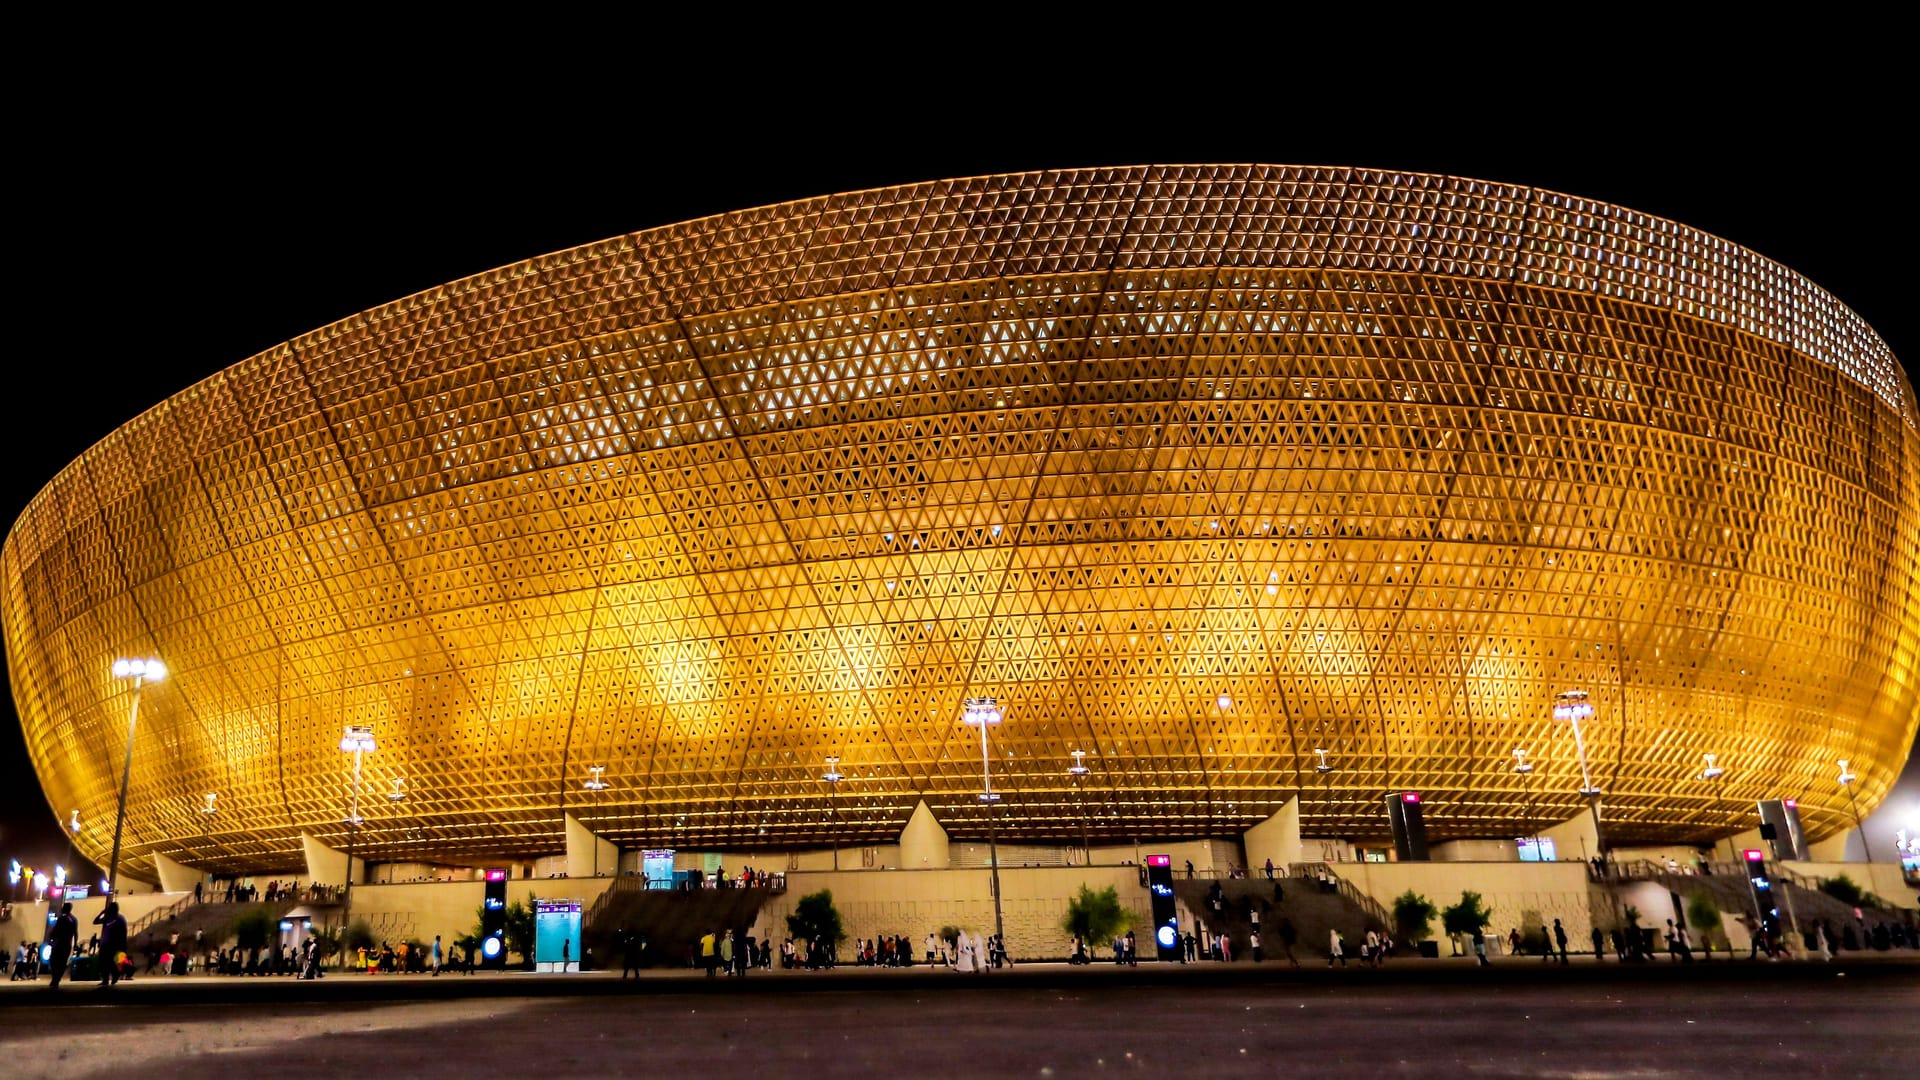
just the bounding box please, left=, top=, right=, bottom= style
left=823, top=757, right=843, bottom=870
left=65, top=810, right=81, bottom=882
left=1837, top=759, right=1873, bottom=863
left=1553, top=689, right=1608, bottom=863
left=1512, top=748, right=1542, bottom=858
left=338, top=724, right=376, bottom=930
left=582, top=767, right=609, bottom=877
left=962, top=696, right=1005, bottom=953
left=1068, top=750, right=1091, bottom=866
left=107, top=657, right=166, bottom=897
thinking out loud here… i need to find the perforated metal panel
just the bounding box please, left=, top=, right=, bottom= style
left=6, top=165, right=1917, bottom=878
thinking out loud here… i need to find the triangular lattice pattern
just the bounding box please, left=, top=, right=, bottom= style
left=5, top=165, right=1917, bottom=877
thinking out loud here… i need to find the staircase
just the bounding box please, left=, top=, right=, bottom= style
left=583, top=880, right=784, bottom=970
left=1174, top=867, right=1386, bottom=964
left=128, top=899, right=300, bottom=956
left=1609, top=861, right=1918, bottom=950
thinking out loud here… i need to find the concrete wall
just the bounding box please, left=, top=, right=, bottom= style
left=337, top=876, right=618, bottom=948
left=1781, top=861, right=1917, bottom=909
left=754, top=865, right=1151, bottom=960
left=1334, top=861, right=1596, bottom=949
left=0, top=891, right=185, bottom=955
left=1431, top=840, right=1520, bottom=863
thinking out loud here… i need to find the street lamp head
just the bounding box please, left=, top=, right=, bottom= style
left=1216, top=693, right=1233, bottom=710
left=200, top=792, right=218, bottom=815
left=1700, top=753, right=1724, bottom=780
left=822, top=756, right=843, bottom=783
left=339, top=724, right=376, bottom=753
left=1313, top=747, right=1333, bottom=774
left=1837, top=759, right=1857, bottom=785
left=1552, top=689, right=1593, bottom=723
left=69, top=810, right=81, bottom=833
left=1511, top=748, right=1533, bottom=774
left=388, top=778, right=408, bottom=802
left=1068, top=749, right=1090, bottom=776
left=112, top=657, right=165, bottom=681
left=961, top=696, right=1002, bottom=726
left=583, top=765, right=609, bottom=791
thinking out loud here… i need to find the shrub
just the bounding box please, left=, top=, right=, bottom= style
left=1392, top=890, right=1437, bottom=942
left=342, top=919, right=375, bottom=956
left=1062, top=884, right=1133, bottom=945
left=1440, top=891, right=1491, bottom=937
left=786, top=889, right=846, bottom=945
left=505, top=896, right=537, bottom=965
left=228, top=907, right=276, bottom=951
left=1818, top=874, right=1864, bottom=906
left=1686, top=892, right=1722, bottom=945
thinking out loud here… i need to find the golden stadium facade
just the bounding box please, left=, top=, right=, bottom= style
left=7, top=165, right=1918, bottom=879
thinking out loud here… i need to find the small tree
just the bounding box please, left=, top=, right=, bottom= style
left=504, top=896, right=537, bottom=966
left=786, top=889, right=846, bottom=946
left=1440, top=890, right=1491, bottom=954
left=307, top=923, right=342, bottom=963
left=229, top=908, right=276, bottom=952
left=1818, top=874, right=1864, bottom=906
left=1392, top=890, right=1437, bottom=943
left=1686, top=892, right=1723, bottom=959
left=341, top=919, right=375, bottom=966
left=1062, top=884, right=1133, bottom=946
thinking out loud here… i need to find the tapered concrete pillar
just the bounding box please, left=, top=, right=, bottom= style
left=1540, top=811, right=1600, bottom=862
left=899, top=799, right=950, bottom=868
left=151, top=851, right=201, bottom=894
left=301, top=832, right=364, bottom=887
left=1243, top=797, right=1302, bottom=872
left=565, top=813, right=619, bottom=878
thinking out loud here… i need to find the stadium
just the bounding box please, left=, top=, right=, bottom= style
left=6, top=165, right=1917, bottom=883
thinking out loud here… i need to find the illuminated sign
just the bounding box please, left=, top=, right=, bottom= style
left=485, top=868, right=508, bottom=883
left=1146, top=854, right=1170, bottom=868
left=1401, top=792, right=1421, bottom=803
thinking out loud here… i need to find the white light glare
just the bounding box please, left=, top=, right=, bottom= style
left=962, top=696, right=1002, bottom=726
left=339, top=724, right=377, bottom=753
left=112, top=657, right=166, bottom=681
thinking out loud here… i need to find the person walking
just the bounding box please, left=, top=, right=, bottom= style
left=1591, top=926, right=1605, bottom=962
left=1124, top=929, right=1137, bottom=967
left=1328, top=928, right=1345, bottom=967
left=1552, top=919, right=1569, bottom=964
left=46, top=903, right=79, bottom=991
left=431, top=934, right=443, bottom=976
left=621, top=928, right=644, bottom=978
left=925, top=932, right=936, bottom=966
left=700, top=930, right=718, bottom=977
left=94, top=901, right=128, bottom=987
left=1816, top=921, right=1833, bottom=962
left=1263, top=858, right=1275, bottom=880
left=1250, top=929, right=1263, bottom=963
left=1471, top=926, right=1490, bottom=967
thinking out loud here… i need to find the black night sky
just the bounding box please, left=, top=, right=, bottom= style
left=5, top=32, right=1916, bottom=884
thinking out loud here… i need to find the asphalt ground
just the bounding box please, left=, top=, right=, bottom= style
left=0, top=958, right=1913, bottom=1078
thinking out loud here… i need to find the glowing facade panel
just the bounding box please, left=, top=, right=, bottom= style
left=6, top=165, right=1918, bottom=876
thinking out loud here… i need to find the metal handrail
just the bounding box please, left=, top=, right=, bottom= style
left=129, top=893, right=199, bottom=938
left=1286, top=862, right=1393, bottom=928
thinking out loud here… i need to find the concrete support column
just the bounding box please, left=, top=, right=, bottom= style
left=301, top=832, right=363, bottom=888
left=150, top=850, right=201, bottom=894
left=1243, top=797, right=1302, bottom=873
left=899, top=800, right=951, bottom=868
left=564, top=813, right=619, bottom=879
left=1541, top=811, right=1601, bottom=863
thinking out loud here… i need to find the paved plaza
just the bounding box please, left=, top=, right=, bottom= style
left=0, top=959, right=1912, bottom=1078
